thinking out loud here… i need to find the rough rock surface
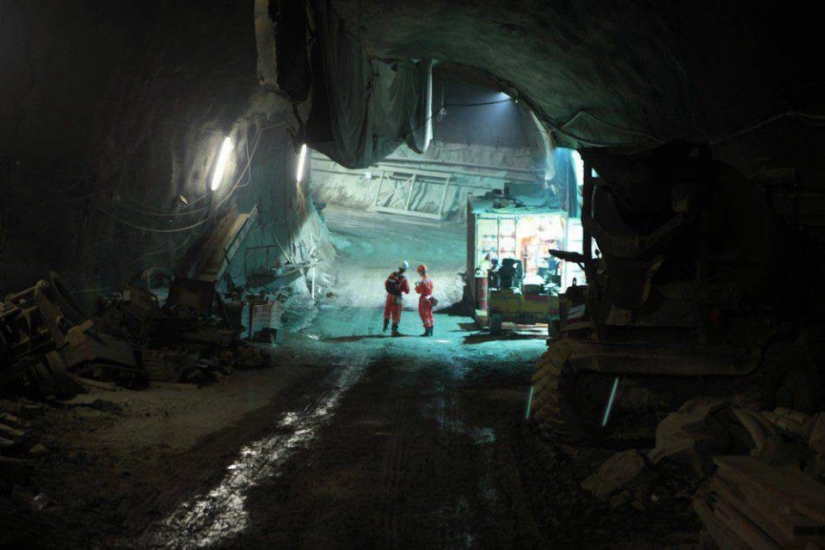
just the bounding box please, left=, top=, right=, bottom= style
left=332, top=0, right=821, bottom=152
left=0, top=0, right=332, bottom=297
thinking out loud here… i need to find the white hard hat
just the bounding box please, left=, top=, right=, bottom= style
left=399, top=260, right=409, bottom=270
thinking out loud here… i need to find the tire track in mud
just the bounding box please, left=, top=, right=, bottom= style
left=430, top=373, right=478, bottom=548
left=374, top=358, right=421, bottom=549
left=136, top=307, right=381, bottom=549
left=376, top=376, right=406, bottom=548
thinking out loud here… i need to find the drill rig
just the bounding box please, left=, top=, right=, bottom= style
left=530, top=142, right=820, bottom=445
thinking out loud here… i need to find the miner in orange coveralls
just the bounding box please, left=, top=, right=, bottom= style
left=384, top=260, right=410, bottom=337
left=415, top=264, right=435, bottom=337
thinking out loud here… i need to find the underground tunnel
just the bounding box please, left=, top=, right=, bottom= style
left=2, top=0, right=825, bottom=548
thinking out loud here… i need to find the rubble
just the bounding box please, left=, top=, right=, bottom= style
left=695, top=456, right=825, bottom=549
left=586, top=398, right=825, bottom=547
left=762, top=407, right=812, bottom=439
left=0, top=264, right=285, bottom=501
left=648, top=397, right=732, bottom=477
left=0, top=402, right=42, bottom=498
left=1, top=268, right=283, bottom=399
left=581, top=449, right=650, bottom=502
left=808, top=414, right=825, bottom=480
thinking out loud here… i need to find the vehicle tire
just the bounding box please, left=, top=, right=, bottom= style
left=530, top=339, right=609, bottom=446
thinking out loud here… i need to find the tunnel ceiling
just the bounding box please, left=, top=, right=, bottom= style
left=330, top=0, right=822, bottom=148
left=432, top=63, right=531, bottom=148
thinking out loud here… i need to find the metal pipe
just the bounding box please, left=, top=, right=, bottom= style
left=309, top=166, right=535, bottom=186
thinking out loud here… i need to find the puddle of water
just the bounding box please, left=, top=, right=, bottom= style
left=140, top=365, right=364, bottom=549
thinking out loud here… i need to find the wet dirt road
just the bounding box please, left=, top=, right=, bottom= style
left=117, top=305, right=695, bottom=549
left=119, top=208, right=697, bottom=549
left=5, top=208, right=697, bottom=548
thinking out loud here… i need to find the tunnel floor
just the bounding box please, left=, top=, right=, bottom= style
left=2, top=209, right=700, bottom=548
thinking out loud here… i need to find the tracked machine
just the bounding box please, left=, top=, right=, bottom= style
left=530, top=142, right=822, bottom=445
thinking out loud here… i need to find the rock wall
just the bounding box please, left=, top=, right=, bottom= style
left=0, top=0, right=332, bottom=300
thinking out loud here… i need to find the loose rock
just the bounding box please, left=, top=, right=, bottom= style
left=581, top=449, right=649, bottom=501
left=648, top=397, right=731, bottom=476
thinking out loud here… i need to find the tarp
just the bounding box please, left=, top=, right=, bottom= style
left=254, top=0, right=311, bottom=101
left=255, top=0, right=432, bottom=169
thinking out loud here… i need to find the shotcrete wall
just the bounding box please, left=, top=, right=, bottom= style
left=0, top=0, right=331, bottom=300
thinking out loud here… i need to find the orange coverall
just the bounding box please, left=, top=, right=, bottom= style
left=415, top=277, right=434, bottom=328
left=384, top=271, right=410, bottom=324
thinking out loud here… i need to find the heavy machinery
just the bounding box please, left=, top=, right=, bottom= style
left=530, top=142, right=821, bottom=445
left=488, top=258, right=560, bottom=336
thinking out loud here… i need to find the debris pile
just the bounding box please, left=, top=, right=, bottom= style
left=579, top=397, right=825, bottom=547
left=0, top=271, right=275, bottom=402
left=0, top=402, right=44, bottom=500
left=580, top=449, right=653, bottom=510
left=648, top=397, right=733, bottom=478
left=695, top=456, right=825, bottom=549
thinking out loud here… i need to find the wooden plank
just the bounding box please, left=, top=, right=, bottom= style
left=149, top=381, right=198, bottom=391
left=198, top=207, right=258, bottom=281
left=70, top=375, right=119, bottom=391
left=714, top=499, right=781, bottom=550
left=0, top=413, right=22, bottom=427
left=709, top=476, right=823, bottom=545
left=693, top=497, right=753, bottom=550
left=715, top=456, right=825, bottom=524
left=0, top=423, right=24, bottom=439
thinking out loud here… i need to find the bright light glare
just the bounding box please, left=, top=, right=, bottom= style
left=296, top=143, right=308, bottom=183
left=210, top=137, right=234, bottom=191
left=572, top=149, right=584, bottom=189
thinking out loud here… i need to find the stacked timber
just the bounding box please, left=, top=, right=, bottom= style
left=694, top=455, right=825, bottom=549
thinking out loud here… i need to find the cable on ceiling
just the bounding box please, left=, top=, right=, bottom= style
left=98, top=120, right=272, bottom=232
left=711, top=110, right=825, bottom=145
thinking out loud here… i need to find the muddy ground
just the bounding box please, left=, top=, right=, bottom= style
left=1, top=208, right=701, bottom=548
left=1, top=320, right=700, bottom=549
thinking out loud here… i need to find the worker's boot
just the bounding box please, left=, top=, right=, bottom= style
left=427, top=326, right=434, bottom=337
left=391, top=323, right=401, bottom=337
left=382, top=319, right=389, bottom=332
left=420, top=326, right=428, bottom=337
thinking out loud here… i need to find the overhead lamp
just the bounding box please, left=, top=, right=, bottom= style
left=210, top=137, right=234, bottom=191
left=296, top=143, right=308, bottom=183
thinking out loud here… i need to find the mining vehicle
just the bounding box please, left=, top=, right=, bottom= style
left=529, top=142, right=822, bottom=445
left=487, top=258, right=561, bottom=336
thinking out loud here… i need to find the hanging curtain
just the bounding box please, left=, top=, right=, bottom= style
left=255, top=0, right=432, bottom=168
